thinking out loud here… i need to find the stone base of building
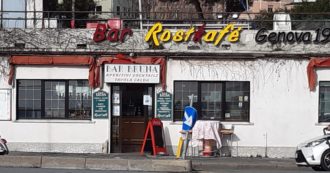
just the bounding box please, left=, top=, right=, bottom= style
left=168, top=145, right=296, bottom=158
left=229, top=146, right=296, bottom=158
left=8, top=143, right=296, bottom=158
left=8, top=143, right=105, bottom=153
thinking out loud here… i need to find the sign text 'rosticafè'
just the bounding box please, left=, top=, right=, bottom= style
left=145, top=23, right=242, bottom=47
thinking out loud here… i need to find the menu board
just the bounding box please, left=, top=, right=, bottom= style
left=156, top=91, right=172, bottom=120
left=0, top=89, right=11, bottom=120
left=93, top=90, right=109, bottom=119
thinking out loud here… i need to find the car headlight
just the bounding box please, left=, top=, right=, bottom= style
left=305, top=138, right=326, bottom=147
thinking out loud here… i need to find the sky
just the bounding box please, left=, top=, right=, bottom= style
left=3, top=0, right=26, bottom=28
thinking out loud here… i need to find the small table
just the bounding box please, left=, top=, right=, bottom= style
left=191, top=121, right=222, bottom=157
left=220, top=129, right=234, bottom=157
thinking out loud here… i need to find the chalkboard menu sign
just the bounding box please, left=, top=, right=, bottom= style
left=93, top=90, right=109, bottom=119
left=156, top=91, right=172, bottom=120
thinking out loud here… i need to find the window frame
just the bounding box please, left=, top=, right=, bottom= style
left=116, top=6, right=121, bottom=16
left=267, top=5, right=273, bottom=13
left=173, top=80, right=250, bottom=122
left=16, top=79, right=92, bottom=120
left=318, top=81, right=330, bottom=123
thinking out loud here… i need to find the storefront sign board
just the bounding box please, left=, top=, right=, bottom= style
left=156, top=91, right=172, bottom=120
left=145, top=23, right=242, bottom=47
left=93, top=90, right=109, bottom=119
left=104, top=64, right=160, bottom=83
left=93, top=23, right=132, bottom=42
left=255, top=28, right=330, bottom=44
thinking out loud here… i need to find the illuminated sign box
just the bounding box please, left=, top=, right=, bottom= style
left=104, top=64, right=160, bottom=84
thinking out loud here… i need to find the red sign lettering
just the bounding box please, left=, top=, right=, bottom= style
left=93, top=24, right=133, bottom=42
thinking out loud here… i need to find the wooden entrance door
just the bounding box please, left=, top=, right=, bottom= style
left=111, top=84, right=154, bottom=153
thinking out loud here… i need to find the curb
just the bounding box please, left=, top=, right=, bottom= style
left=0, top=155, right=41, bottom=168
left=0, top=155, right=192, bottom=172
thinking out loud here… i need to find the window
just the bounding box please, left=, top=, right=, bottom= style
left=17, top=80, right=92, bottom=120
left=96, top=6, right=102, bottom=14
left=268, top=5, right=273, bottom=13
left=174, top=81, right=250, bottom=122
left=116, top=6, right=121, bottom=16
left=319, top=82, right=330, bottom=122
left=2, top=0, right=26, bottom=28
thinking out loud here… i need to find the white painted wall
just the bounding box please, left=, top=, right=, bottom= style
left=0, top=57, right=10, bottom=88
left=161, top=58, right=328, bottom=157
left=94, top=0, right=112, bottom=12
left=94, top=0, right=138, bottom=18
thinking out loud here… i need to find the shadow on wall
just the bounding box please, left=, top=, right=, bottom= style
left=221, top=132, right=241, bottom=157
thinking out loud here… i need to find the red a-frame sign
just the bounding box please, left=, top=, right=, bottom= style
left=140, top=118, right=167, bottom=156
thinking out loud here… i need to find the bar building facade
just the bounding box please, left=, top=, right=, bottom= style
left=0, top=21, right=330, bottom=158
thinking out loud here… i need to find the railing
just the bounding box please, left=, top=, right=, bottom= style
left=1, top=10, right=330, bottom=30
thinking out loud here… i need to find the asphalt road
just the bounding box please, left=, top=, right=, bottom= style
left=196, top=170, right=315, bottom=173
left=0, top=167, right=315, bottom=173
left=193, top=166, right=315, bottom=173
left=0, top=168, right=160, bottom=173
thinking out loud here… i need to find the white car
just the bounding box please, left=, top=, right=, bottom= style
left=296, top=128, right=330, bottom=171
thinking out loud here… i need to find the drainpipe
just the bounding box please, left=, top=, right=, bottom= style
left=265, top=132, right=268, bottom=158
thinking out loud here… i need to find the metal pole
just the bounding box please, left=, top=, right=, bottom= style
left=72, top=0, right=75, bottom=20
left=1, top=0, right=3, bottom=28
left=71, top=0, right=75, bottom=28
left=246, top=0, right=249, bottom=11
left=182, top=94, right=194, bottom=159
left=139, top=0, right=143, bottom=30
left=33, top=0, right=36, bottom=27
left=108, top=83, right=111, bottom=154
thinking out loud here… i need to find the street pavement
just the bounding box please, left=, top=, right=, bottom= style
left=0, top=167, right=314, bottom=173
left=193, top=157, right=298, bottom=170
left=0, top=152, right=305, bottom=172
left=0, top=167, right=164, bottom=173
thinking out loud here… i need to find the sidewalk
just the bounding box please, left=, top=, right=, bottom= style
left=192, top=157, right=298, bottom=171
left=0, top=152, right=191, bottom=172
left=0, top=152, right=299, bottom=172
